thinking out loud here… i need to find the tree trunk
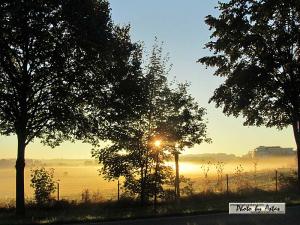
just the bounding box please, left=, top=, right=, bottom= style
left=140, top=166, right=145, bottom=205
left=174, top=152, right=180, bottom=199
left=15, top=133, right=26, bottom=216
left=154, top=152, right=159, bottom=212
left=292, top=120, right=300, bottom=185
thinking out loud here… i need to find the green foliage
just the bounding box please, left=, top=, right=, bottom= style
left=81, top=189, right=91, bottom=203
left=93, top=35, right=212, bottom=202
left=199, top=0, right=300, bottom=184
left=92, top=41, right=173, bottom=203
left=214, top=161, right=225, bottom=191
left=156, top=82, right=211, bottom=149
left=0, top=0, right=144, bottom=145
left=199, top=0, right=300, bottom=129
left=233, top=164, right=252, bottom=191
left=2, top=190, right=300, bottom=225
left=81, top=189, right=104, bottom=203
left=161, top=189, right=176, bottom=201
left=30, top=168, right=56, bottom=205
left=279, top=170, right=298, bottom=191
left=176, top=175, right=195, bottom=196
left=92, top=40, right=210, bottom=203
left=200, top=161, right=211, bottom=192
left=0, top=0, right=144, bottom=214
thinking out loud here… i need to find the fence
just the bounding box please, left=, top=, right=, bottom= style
left=54, top=167, right=298, bottom=201
left=0, top=167, right=297, bottom=206
left=188, top=168, right=296, bottom=194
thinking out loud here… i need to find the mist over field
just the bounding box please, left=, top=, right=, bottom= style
left=0, top=155, right=297, bottom=203
left=0, top=160, right=118, bottom=202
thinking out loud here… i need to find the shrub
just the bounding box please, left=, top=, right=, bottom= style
left=30, top=167, right=56, bottom=205
left=278, top=170, right=298, bottom=191
left=180, top=176, right=195, bottom=196
left=162, top=189, right=176, bottom=201
left=81, top=189, right=91, bottom=203
left=91, top=190, right=104, bottom=203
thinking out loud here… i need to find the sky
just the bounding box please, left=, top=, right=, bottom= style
left=0, top=0, right=296, bottom=159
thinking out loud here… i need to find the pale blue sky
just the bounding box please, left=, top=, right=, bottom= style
left=0, top=0, right=295, bottom=159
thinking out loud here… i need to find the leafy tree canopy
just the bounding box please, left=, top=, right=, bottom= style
left=0, top=0, right=144, bottom=215
left=30, top=167, right=56, bottom=205
left=92, top=41, right=210, bottom=202
left=199, top=0, right=300, bottom=129
left=0, top=0, right=143, bottom=146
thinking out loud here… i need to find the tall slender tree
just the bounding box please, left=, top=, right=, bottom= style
left=92, top=42, right=173, bottom=204
left=156, top=83, right=211, bottom=198
left=93, top=41, right=211, bottom=203
left=0, top=0, right=143, bottom=215
left=199, top=0, right=300, bottom=182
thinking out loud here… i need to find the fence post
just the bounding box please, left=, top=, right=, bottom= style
left=226, top=174, right=229, bottom=194
left=57, top=179, right=60, bottom=201
left=275, top=170, right=278, bottom=192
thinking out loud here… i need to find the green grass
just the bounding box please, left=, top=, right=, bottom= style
left=1, top=189, right=300, bottom=225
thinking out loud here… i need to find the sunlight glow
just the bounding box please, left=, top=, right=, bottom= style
left=154, top=140, right=161, bottom=147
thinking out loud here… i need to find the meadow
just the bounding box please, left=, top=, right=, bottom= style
left=0, top=156, right=297, bottom=204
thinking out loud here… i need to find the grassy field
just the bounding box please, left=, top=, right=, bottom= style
left=1, top=189, right=300, bottom=225
left=0, top=157, right=298, bottom=225
left=0, top=166, right=119, bottom=203
left=0, top=157, right=297, bottom=203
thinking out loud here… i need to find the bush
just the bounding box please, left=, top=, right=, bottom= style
left=30, top=167, right=56, bottom=205
left=162, top=189, right=176, bottom=201
left=279, top=170, right=298, bottom=191
left=51, top=199, right=72, bottom=209
left=91, top=190, right=104, bottom=203
left=180, top=176, right=195, bottom=196
left=81, top=189, right=91, bottom=203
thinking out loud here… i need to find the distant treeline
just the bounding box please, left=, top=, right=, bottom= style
left=0, top=155, right=296, bottom=168
left=0, top=159, right=98, bottom=168
left=180, top=153, right=238, bottom=162
left=0, top=159, right=45, bottom=168
left=180, top=153, right=297, bottom=163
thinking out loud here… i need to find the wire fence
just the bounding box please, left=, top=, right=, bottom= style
left=189, top=168, right=296, bottom=194
left=0, top=167, right=297, bottom=206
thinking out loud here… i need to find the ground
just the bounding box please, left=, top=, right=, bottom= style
left=99, top=205, right=300, bottom=225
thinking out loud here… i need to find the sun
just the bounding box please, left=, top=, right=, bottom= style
left=154, top=140, right=161, bottom=147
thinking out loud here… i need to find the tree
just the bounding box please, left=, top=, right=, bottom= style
left=30, top=167, right=56, bottom=205
left=198, top=0, right=300, bottom=183
left=156, top=83, right=211, bottom=199
left=0, top=0, right=143, bottom=215
left=92, top=41, right=211, bottom=204
left=92, top=42, right=173, bottom=204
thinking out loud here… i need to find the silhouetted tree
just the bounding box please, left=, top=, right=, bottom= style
left=30, top=167, right=56, bottom=205
left=93, top=41, right=211, bottom=204
left=0, top=0, right=143, bottom=215
left=156, top=83, right=211, bottom=198
left=92, top=41, right=173, bottom=204
left=199, top=0, right=300, bottom=183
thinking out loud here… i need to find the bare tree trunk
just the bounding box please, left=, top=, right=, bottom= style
left=117, top=179, right=120, bottom=201
left=174, top=152, right=180, bottom=199
left=140, top=166, right=145, bottom=205
left=141, top=147, right=150, bottom=205
left=292, top=120, right=300, bottom=186
left=154, top=152, right=159, bottom=212
left=15, top=133, right=26, bottom=216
